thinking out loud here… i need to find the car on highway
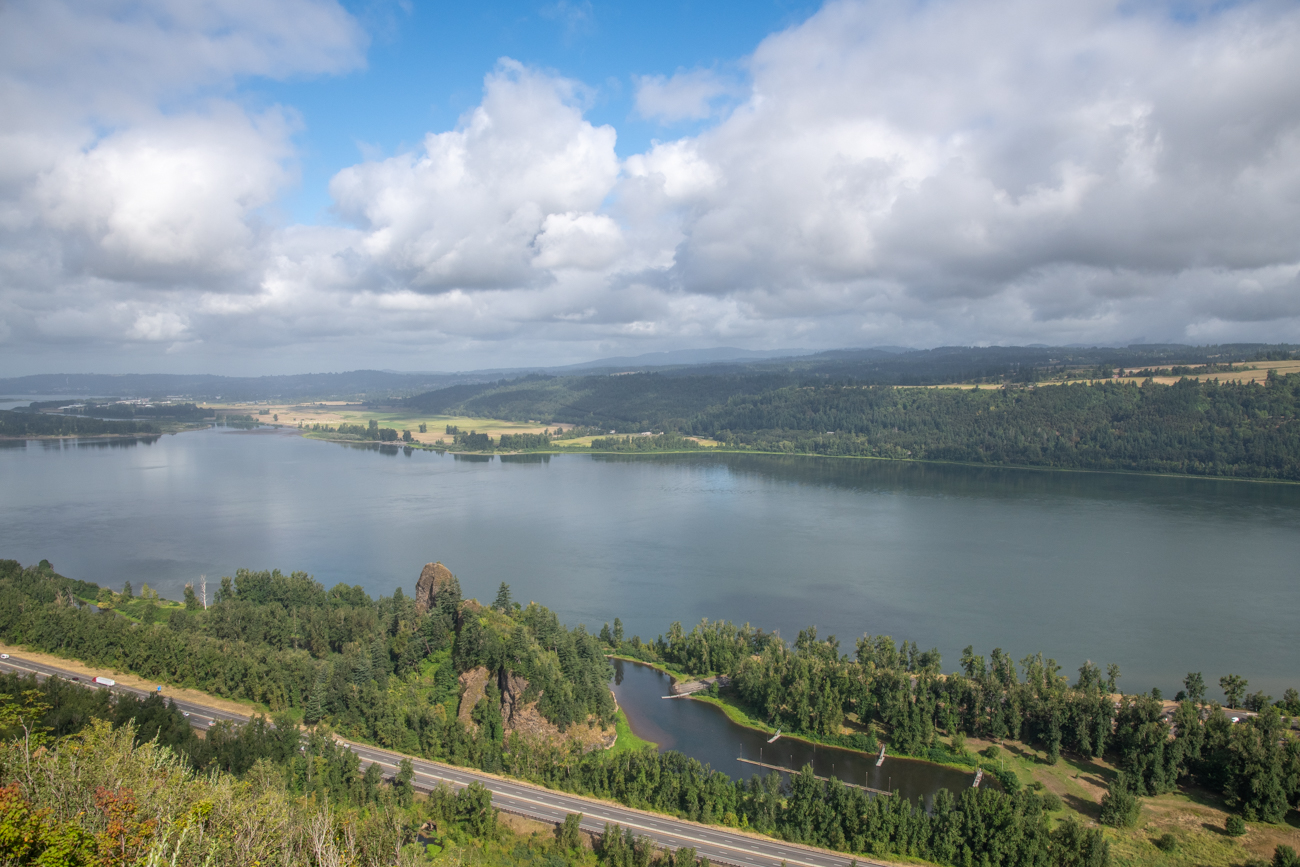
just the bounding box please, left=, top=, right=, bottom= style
left=208, top=720, right=216, bottom=726
left=0, top=654, right=8, bottom=659
left=182, top=712, right=190, bottom=718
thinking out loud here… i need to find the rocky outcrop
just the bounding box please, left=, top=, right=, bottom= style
left=499, top=671, right=530, bottom=726
left=456, top=665, right=616, bottom=752
left=457, top=666, right=491, bottom=728
left=414, top=562, right=459, bottom=615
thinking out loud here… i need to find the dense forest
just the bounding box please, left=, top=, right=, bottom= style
left=0, top=410, right=159, bottom=438
left=0, top=559, right=615, bottom=764
left=693, top=375, right=1300, bottom=479
left=13, top=400, right=216, bottom=421
left=405, top=366, right=1300, bottom=480
left=587, top=434, right=702, bottom=452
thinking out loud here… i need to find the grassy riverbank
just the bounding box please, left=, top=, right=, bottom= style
left=609, top=708, right=657, bottom=754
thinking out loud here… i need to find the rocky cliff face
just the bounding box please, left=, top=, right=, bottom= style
left=457, top=666, right=492, bottom=728
left=414, top=562, right=459, bottom=615
left=457, top=665, right=616, bottom=752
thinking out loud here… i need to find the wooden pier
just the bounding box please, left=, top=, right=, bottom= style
left=736, top=758, right=893, bottom=796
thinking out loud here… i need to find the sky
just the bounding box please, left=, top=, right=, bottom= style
left=1, top=0, right=1299, bottom=376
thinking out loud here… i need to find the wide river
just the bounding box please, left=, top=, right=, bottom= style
left=3, top=425, right=1299, bottom=701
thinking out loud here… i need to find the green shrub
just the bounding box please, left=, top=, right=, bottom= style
left=1040, top=791, right=1063, bottom=812
left=1099, top=774, right=1141, bottom=828
left=1154, top=833, right=1177, bottom=852
left=980, top=744, right=1000, bottom=760
left=1226, top=814, right=1247, bottom=836
left=1274, top=844, right=1299, bottom=867
left=990, top=767, right=1020, bottom=792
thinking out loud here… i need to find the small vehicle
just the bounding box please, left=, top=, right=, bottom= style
left=0, top=654, right=9, bottom=659
left=71, top=677, right=80, bottom=681
left=182, top=712, right=190, bottom=718
left=207, top=720, right=216, bottom=726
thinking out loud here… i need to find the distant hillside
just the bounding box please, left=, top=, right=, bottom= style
left=553, top=346, right=816, bottom=370
left=7, top=343, right=1295, bottom=406
left=401, top=343, right=1300, bottom=430
left=403, top=371, right=797, bottom=428
left=0, top=370, right=476, bottom=402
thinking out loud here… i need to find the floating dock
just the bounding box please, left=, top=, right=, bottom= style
left=767, top=729, right=781, bottom=743
left=876, top=745, right=887, bottom=767
left=736, top=758, right=893, bottom=796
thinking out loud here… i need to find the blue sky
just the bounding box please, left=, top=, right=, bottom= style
left=1, top=0, right=1299, bottom=375
left=257, top=1, right=824, bottom=225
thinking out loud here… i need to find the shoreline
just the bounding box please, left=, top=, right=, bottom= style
left=298, top=428, right=1300, bottom=486
left=15, top=419, right=1293, bottom=487
left=608, top=655, right=987, bottom=779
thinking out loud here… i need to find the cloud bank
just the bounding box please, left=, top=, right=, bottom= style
left=2, top=0, right=1299, bottom=373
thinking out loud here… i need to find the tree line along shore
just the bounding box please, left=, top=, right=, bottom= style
left=9, top=362, right=1300, bottom=482
left=5, top=557, right=1300, bottom=866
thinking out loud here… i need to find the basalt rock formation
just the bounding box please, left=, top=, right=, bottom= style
left=414, top=562, right=460, bottom=615
left=457, top=665, right=616, bottom=752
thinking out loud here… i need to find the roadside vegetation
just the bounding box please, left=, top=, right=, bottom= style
left=1, top=691, right=695, bottom=867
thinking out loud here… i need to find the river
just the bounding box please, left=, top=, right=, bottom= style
left=3, top=425, right=1299, bottom=699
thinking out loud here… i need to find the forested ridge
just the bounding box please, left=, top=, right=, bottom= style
left=693, top=375, right=1300, bottom=479
left=404, top=368, right=1300, bottom=480
left=0, top=559, right=614, bottom=761
left=404, top=373, right=796, bottom=431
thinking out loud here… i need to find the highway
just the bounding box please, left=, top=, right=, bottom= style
left=0, top=654, right=886, bottom=867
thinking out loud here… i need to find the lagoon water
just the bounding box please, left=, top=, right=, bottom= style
left=3, top=425, right=1300, bottom=699
left=610, top=658, right=975, bottom=800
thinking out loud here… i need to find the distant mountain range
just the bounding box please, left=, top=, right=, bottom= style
left=555, top=347, right=819, bottom=369
left=1, top=343, right=1293, bottom=402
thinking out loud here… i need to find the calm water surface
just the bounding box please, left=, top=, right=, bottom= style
left=3, top=425, right=1299, bottom=699
left=610, top=659, right=974, bottom=801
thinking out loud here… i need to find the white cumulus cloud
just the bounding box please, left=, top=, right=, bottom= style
left=3, top=0, right=1300, bottom=374
left=329, top=60, right=619, bottom=291
left=634, top=68, right=741, bottom=123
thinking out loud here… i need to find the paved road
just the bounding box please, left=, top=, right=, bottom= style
left=0, top=654, right=884, bottom=867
